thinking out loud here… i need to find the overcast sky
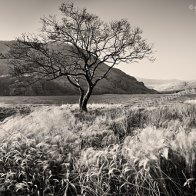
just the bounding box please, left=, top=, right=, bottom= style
left=0, top=0, right=196, bottom=80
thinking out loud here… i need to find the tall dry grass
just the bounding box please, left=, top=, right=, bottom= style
left=0, top=103, right=195, bottom=195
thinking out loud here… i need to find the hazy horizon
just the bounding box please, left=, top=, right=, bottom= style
left=0, top=0, right=196, bottom=80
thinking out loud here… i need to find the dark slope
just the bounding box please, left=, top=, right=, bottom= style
left=0, top=41, right=156, bottom=95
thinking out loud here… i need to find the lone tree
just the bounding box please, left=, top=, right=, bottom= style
left=9, top=2, right=153, bottom=111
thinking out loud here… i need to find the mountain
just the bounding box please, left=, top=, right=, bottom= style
left=137, top=77, right=196, bottom=93
left=0, top=41, right=156, bottom=95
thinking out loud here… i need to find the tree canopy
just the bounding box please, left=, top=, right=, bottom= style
left=8, top=2, right=153, bottom=111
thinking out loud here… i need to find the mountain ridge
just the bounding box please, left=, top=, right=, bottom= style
left=0, top=40, right=157, bottom=95
left=137, top=77, right=196, bottom=93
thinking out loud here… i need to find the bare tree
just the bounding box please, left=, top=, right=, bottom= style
left=8, top=2, right=153, bottom=111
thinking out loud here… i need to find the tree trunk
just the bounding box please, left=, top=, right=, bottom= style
left=79, top=88, right=84, bottom=110
left=79, top=86, right=93, bottom=112
left=79, top=88, right=85, bottom=111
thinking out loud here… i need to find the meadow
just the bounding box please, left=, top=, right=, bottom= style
left=0, top=94, right=161, bottom=105
left=0, top=94, right=196, bottom=195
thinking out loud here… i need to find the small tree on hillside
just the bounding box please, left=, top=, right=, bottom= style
left=9, top=2, right=153, bottom=111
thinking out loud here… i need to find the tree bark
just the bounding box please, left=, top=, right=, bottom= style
left=79, top=86, right=93, bottom=112
left=79, top=88, right=84, bottom=111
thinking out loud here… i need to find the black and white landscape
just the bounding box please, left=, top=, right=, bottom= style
left=0, top=0, right=196, bottom=195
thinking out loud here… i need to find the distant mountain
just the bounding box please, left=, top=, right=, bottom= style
left=137, top=77, right=196, bottom=93
left=0, top=41, right=156, bottom=95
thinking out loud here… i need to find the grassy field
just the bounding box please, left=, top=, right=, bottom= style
left=0, top=95, right=196, bottom=195
left=0, top=93, right=196, bottom=105
left=0, top=94, right=159, bottom=105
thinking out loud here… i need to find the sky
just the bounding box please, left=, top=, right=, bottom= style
left=0, top=0, right=196, bottom=80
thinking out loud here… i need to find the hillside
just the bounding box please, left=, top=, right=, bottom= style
left=137, top=77, right=196, bottom=93
left=0, top=41, right=156, bottom=95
